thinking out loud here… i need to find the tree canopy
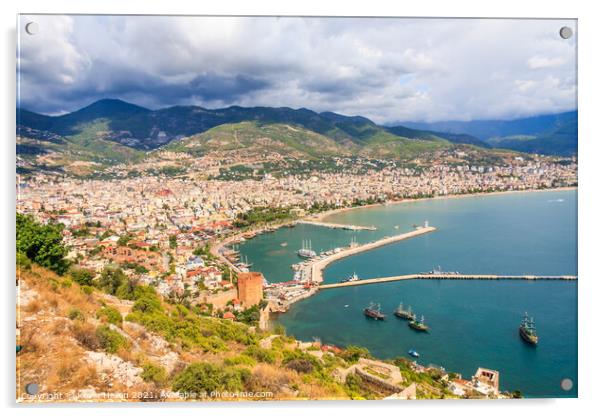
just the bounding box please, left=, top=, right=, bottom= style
left=16, top=213, right=69, bottom=274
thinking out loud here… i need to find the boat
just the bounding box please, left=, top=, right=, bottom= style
left=280, top=242, right=288, bottom=247
left=408, top=349, right=420, bottom=358
left=519, top=312, right=539, bottom=345
left=394, top=302, right=416, bottom=320
left=236, top=254, right=253, bottom=269
left=420, top=266, right=460, bottom=276
left=340, top=272, right=360, bottom=283
left=297, top=239, right=317, bottom=258
left=363, top=302, right=385, bottom=320
left=408, top=315, right=429, bottom=332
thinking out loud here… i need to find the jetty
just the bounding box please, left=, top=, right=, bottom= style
left=310, top=226, right=437, bottom=283
left=296, top=220, right=377, bottom=231
left=319, top=273, right=577, bottom=289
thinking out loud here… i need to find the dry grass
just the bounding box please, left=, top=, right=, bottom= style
left=72, top=322, right=101, bottom=351
left=24, top=298, right=43, bottom=313
left=17, top=265, right=356, bottom=402
left=246, top=364, right=298, bottom=399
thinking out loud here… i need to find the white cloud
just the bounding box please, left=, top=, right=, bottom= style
left=528, top=55, right=567, bottom=69
left=18, top=15, right=577, bottom=123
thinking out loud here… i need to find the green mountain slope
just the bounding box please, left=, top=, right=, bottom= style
left=163, top=121, right=359, bottom=158
left=19, top=99, right=480, bottom=151
left=17, top=120, right=144, bottom=176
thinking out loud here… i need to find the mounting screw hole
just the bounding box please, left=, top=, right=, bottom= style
left=559, top=26, right=573, bottom=40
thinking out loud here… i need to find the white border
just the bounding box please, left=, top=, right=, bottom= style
left=3, top=1, right=601, bottom=416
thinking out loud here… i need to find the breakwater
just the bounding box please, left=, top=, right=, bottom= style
left=319, top=273, right=577, bottom=289
left=310, top=226, right=437, bottom=282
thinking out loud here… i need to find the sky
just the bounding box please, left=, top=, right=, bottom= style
left=17, top=15, right=577, bottom=124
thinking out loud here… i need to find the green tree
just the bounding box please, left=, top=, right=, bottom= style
left=16, top=213, right=69, bottom=274
left=97, top=266, right=127, bottom=295
left=169, top=235, right=177, bottom=249
left=70, top=267, right=95, bottom=286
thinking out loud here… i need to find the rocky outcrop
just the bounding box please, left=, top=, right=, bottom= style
left=83, top=351, right=143, bottom=388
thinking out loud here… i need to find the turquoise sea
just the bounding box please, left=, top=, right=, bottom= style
left=238, top=189, right=578, bottom=397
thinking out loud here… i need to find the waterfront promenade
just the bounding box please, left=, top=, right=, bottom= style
left=296, top=220, right=377, bottom=231
left=310, top=226, right=437, bottom=283
left=319, top=273, right=578, bottom=289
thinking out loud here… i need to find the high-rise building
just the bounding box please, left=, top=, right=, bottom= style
left=237, top=272, right=264, bottom=308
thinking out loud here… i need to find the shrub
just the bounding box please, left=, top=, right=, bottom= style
left=244, top=345, right=276, bottom=364
left=172, top=362, right=250, bottom=395
left=132, top=291, right=162, bottom=313
left=68, top=308, right=85, bottom=321
left=73, top=323, right=101, bottom=350
left=141, top=362, right=168, bottom=386
left=97, top=267, right=127, bottom=295
left=60, top=278, right=73, bottom=288
left=285, top=358, right=314, bottom=374
left=81, top=285, right=94, bottom=295
left=70, top=268, right=95, bottom=286
left=96, top=306, right=123, bottom=326
left=96, top=325, right=127, bottom=353
left=339, top=345, right=371, bottom=363
left=224, top=355, right=257, bottom=367
left=16, top=251, right=32, bottom=269
left=115, top=279, right=137, bottom=300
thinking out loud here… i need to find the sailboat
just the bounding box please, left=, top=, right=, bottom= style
left=394, top=302, right=416, bottom=320
left=297, top=239, right=317, bottom=258
left=409, top=315, right=429, bottom=332
left=519, top=312, right=539, bottom=345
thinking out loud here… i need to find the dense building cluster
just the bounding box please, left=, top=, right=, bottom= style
left=16, top=154, right=577, bottom=312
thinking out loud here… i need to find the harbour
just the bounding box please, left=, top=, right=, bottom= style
left=238, top=189, right=577, bottom=397
left=296, top=219, right=377, bottom=231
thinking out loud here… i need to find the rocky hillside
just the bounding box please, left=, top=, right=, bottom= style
left=17, top=264, right=460, bottom=402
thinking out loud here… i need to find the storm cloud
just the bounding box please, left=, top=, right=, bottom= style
left=17, top=15, right=577, bottom=123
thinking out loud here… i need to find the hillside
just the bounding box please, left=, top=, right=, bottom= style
left=163, top=121, right=359, bottom=159
left=17, top=120, right=145, bottom=176
left=403, top=111, right=577, bottom=156
left=17, top=263, right=462, bottom=402
left=483, top=117, right=577, bottom=156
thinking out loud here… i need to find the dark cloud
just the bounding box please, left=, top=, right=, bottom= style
left=188, top=73, right=271, bottom=101
left=17, top=15, right=577, bottom=122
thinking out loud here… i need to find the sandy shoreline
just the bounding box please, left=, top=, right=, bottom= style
left=310, top=186, right=577, bottom=223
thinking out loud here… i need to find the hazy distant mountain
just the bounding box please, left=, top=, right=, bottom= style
left=403, top=111, right=577, bottom=156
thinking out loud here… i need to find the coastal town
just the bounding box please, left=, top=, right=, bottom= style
left=17, top=153, right=577, bottom=315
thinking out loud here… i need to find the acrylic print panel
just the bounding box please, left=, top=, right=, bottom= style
left=16, top=15, right=577, bottom=402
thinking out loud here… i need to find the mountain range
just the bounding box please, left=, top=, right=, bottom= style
left=16, top=99, right=577, bottom=174
left=403, top=111, right=577, bottom=156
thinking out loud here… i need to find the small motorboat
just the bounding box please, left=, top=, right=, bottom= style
left=408, top=349, right=420, bottom=358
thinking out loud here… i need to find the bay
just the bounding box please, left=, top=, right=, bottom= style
left=239, top=189, right=578, bottom=397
